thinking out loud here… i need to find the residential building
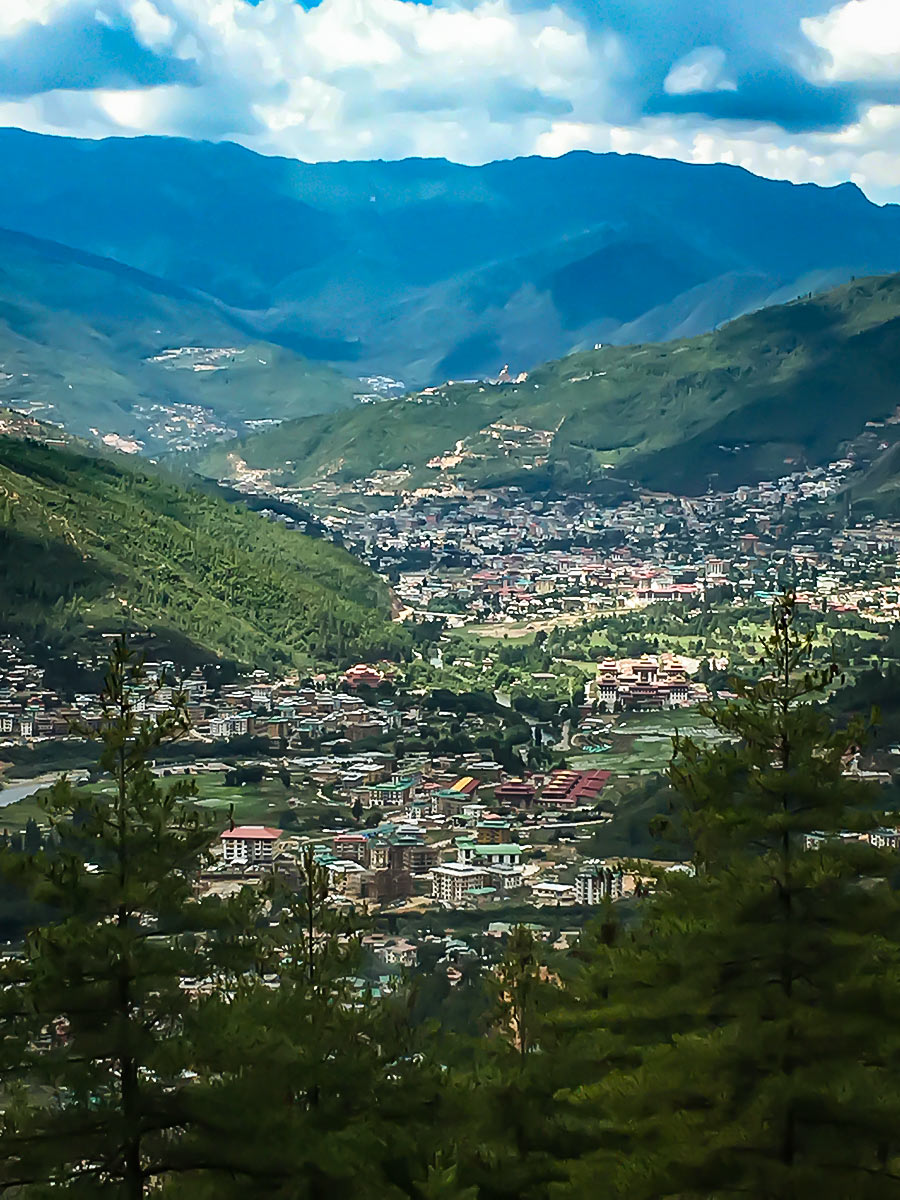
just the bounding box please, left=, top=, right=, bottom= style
left=220, top=825, right=281, bottom=866
left=432, top=862, right=491, bottom=905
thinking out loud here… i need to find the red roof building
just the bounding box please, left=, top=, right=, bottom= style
left=334, top=832, right=369, bottom=864
left=494, top=780, right=537, bottom=808
left=539, top=770, right=611, bottom=808
left=343, top=664, right=386, bottom=689
left=220, top=825, right=281, bottom=865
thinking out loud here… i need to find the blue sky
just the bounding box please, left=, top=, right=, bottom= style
left=1, top=0, right=899, bottom=199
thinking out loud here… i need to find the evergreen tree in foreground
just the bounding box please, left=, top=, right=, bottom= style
left=0, top=638, right=259, bottom=1197
left=179, top=847, right=448, bottom=1199
left=554, top=592, right=900, bottom=1199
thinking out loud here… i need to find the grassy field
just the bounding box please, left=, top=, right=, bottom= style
left=570, top=710, right=724, bottom=776
left=0, top=769, right=357, bottom=839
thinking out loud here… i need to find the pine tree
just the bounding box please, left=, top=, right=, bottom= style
left=179, top=847, right=446, bottom=1198
left=555, top=593, right=900, bottom=1199
left=0, top=637, right=259, bottom=1197
left=494, top=925, right=541, bottom=1060
left=439, top=925, right=588, bottom=1200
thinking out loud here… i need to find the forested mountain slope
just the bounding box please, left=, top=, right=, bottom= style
left=0, top=226, right=356, bottom=446
left=194, top=273, right=900, bottom=495
left=1, top=129, right=899, bottom=384
left=0, top=432, right=406, bottom=670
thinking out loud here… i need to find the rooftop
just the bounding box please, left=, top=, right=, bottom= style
left=221, top=825, right=281, bottom=840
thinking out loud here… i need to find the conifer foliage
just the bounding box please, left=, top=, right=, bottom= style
left=0, top=639, right=255, bottom=1197
left=551, top=593, right=900, bottom=1198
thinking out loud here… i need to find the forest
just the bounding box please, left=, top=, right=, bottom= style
left=0, top=436, right=411, bottom=671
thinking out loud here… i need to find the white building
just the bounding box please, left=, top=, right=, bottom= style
left=575, top=864, right=624, bottom=905
left=220, top=825, right=281, bottom=866
left=532, top=880, right=575, bottom=904
left=431, top=862, right=490, bottom=905
left=456, top=841, right=523, bottom=868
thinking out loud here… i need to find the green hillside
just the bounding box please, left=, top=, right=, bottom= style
left=0, top=227, right=357, bottom=447
left=0, top=431, right=408, bottom=671
left=849, top=440, right=900, bottom=516
left=195, top=273, right=900, bottom=495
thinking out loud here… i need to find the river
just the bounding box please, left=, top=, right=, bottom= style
left=0, top=773, right=87, bottom=808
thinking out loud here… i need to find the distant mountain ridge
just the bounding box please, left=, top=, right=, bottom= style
left=1, top=129, right=899, bottom=385
left=192, top=273, right=900, bottom=496
left=0, top=224, right=358, bottom=446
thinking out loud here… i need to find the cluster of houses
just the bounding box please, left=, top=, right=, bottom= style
left=213, top=765, right=631, bottom=910
left=260, top=442, right=900, bottom=629
left=0, top=644, right=408, bottom=750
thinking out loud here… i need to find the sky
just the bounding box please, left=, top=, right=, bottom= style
left=2, top=0, right=900, bottom=200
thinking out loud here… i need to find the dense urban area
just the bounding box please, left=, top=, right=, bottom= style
left=4, top=413, right=900, bottom=978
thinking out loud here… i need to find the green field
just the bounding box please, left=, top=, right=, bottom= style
left=570, top=710, right=724, bottom=776
left=0, top=769, right=356, bottom=840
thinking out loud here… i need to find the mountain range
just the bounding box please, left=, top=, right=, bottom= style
left=192, top=272, right=900, bottom=496
left=0, top=225, right=357, bottom=448
left=1, top=129, right=900, bottom=387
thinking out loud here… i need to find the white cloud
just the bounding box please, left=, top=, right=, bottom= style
left=802, top=0, right=900, bottom=82
left=562, top=106, right=900, bottom=202
left=127, top=0, right=175, bottom=49
left=0, top=0, right=898, bottom=201
left=0, top=0, right=621, bottom=161
left=0, top=0, right=71, bottom=37
left=664, top=46, right=737, bottom=95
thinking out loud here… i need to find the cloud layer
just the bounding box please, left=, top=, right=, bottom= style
left=0, top=0, right=898, bottom=201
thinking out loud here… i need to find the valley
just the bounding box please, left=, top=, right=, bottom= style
left=0, top=225, right=359, bottom=449
left=6, top=4, right=900, bottom=1191
left=192, top=271, right=900, bottom=496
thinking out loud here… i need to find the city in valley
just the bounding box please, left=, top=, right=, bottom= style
left=5, top=7, right=900, bottom=1191
left=3, top=427, right=900, bottom=981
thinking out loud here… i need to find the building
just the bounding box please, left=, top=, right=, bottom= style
left=344, top=867, right=413, bottom=902
left=476, top=817, right=513, bottom=844
left=327, top=859, right=369, bottom=891
left=493, top=780, right=536, bottom=808
left=457, top=840, right=523, bottom=868
left=220, top=825, right=281, bottom=866
left=532, top=880, right=575, bottom=904
left=575, top=864, right=624, bottom=905
left=333, top=832, right=369, bottom=863
left=360, top=777, right=416, bottom=809
left=343, top=664, right=390, bottom=689
left=587, top=654, right=696, bottom=712
left=400, top=843, right=440, bottom=874
left=432, top=862, right=491, bottom=905
left=435, top=775, right=482, bottom=815
left=539, top=770, right=611, bottom=808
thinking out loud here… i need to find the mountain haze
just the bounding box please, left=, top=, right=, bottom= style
left=0, top=225, right=357, bottom=446
left=1, top=129, right=899, bottom=385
